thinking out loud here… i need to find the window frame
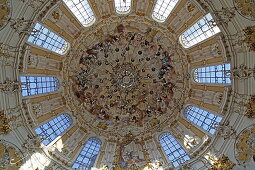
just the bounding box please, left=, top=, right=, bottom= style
left=192, top=63, right=231, bottom=85
left=183, top=105, right=223, bottom=135
left=158, top=132, right=190, bottom=167
left=20, top=75, right=60, bottom=97
left=179, top=13, right=221, bottom=48
left=151, top=0, right=180, bottom=23
left=114, top=0, right=132, bottom=14
left=63, top=0, right=96, bottom=27
left=27, top=23, right=70, bottom=55
left=72, top=137, right=102, bottom=169
left=35, top=113, right=73, bottom=146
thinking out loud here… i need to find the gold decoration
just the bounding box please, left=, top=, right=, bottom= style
left=209, top=155, right=235, bottom=170
left=52, top=11, right=60, bottom=20
left=0, top=0, right=11, bottom=30
left=0, top=140, right=24, bottom=169
left=0, top=110, right=11, bottom=135
left=233, top=0, right=255, bottom=21
left=243, top=26, right=255, bottom=51
left=245, top=95, right=255, bottom=118
left=235, top=124, right=255, bottom=165
left=187, top=3, right=195, bottom=12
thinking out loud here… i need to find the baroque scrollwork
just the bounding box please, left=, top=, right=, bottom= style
left=245, top=95, right=255, bottom=118
left=233, top=0, right=255, bottom=21
left=0, top=139, right=25, bottom=169
left=209, top=155, right=235, bottom=170
left=235, top=124, right=255, bottom=166
left=0, top=0, right=11, bottom=31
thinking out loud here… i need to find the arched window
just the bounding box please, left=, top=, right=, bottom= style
left=194, top=63, right=231, bottom=84
left=27, top=23, right=69, bottom=55
left=63, top=0, right=95, bottom=26
left=159, top=133, right=190, bottom=167
left=20, top=76, right=59, bottom=97
left=35, top=113, right=72, bottom=146
left=180, top=13, right=221, bottom=48
left=152, top=0, right=180, bottom=22
left=114, top=0, right=131, bottom=13
left=72, top=138, right=102, bottom=169
left=184, top=106, right=222, bottom=134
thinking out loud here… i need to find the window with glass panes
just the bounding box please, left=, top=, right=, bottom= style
left=194, top=64, right=231, bottom=84
left=35, top=113, right=72, bottom=146
left=114, top=0, right=131, bottom=13
left=63, top=0, right=95, bottom=26
left=20, top=76, right=59, bottom=97
left=184, top=106, right=222, bottom=134
left=159, top=132, right=190, bottom=167
left=180, top=13, right=221, bottom=48
left=27, top=23, right=68, bottom=54
left=152, top=0, right=180, bottom=22
left=72, top=138, right=102, bottom=169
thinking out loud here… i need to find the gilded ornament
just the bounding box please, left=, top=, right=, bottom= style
left=235, top=124, right=255, bottom=165
left=52, top=11, right=60, bottom=20
left=0, top=0, right=11, bottom=31
left=187, top=3, right=195, bottom=12
left=209, top=155, right=235, bottom=170
left=233, top=0, right=255, bottom=21
left=245, top=95, right=255, bottom=118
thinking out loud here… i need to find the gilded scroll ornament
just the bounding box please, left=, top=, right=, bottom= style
left=235, top=124, right=255, bottom=165
left=209, top=155, right=235, bottom=170
left=243, top=26, right=255, bottom=51
left=233, top=0, right=255, bottom=21
left=245, top=95, right=255, bottom=118
left=0, top=110, right=11, bottom=134
left=0, top=0, right=11, bottom=31
left=0, top=139, right=24, bottom=169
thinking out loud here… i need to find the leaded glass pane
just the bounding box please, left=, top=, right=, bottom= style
left=194, top=64, right=231, bottom=84
left=115, top=0, right=131, bottom=13
left=72, top=138, right=102, bottom=169
left=28, top=23, right=68, bottom=54
left=184, top=106, right=222, bottom=134
left=159, top=133, right=190, bottom=167
left=63, top=0, right=95, bottom=26
left=35, top=113, right=72, bottom=145
left=180, top=13, right=221, bottom=48
left=20, top=76, right=59, bottom=97
left=152, top=0, right=179, bottom=22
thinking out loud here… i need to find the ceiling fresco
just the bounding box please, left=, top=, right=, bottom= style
left=71, top=24, right=176, bottom=126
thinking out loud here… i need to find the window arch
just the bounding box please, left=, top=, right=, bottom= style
left=194, top=63, right=231, bottom=84
left=35, top=113, right=72, bottom=146
left=27, top=23, right=69, bottom=55
left=184, top=106, right=222, bottom=134
left=72, top=138, right=102, bottom=169
left=180, top=13, right=221, bottom=48
left=152, top=0, right=180, bottom=22
left=159, top=132, right=190, bottom=167
left=63, top=0, right=95, bottom=26
left=114, top=0, right=131, bottom=13
left=20, top=76, right=59, bottom=97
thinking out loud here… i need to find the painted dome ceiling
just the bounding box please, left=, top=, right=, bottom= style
left=63, top=19, right=187, bottom=137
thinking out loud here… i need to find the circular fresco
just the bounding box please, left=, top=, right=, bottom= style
left=71, top=24, right=177, bottom=126
left=233, top=0, right=255, bottom=21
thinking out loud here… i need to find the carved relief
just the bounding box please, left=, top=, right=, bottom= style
left=245, top=95, right=255, bottom=118
left=0, top=139, right=24, bottom=169
left=0, top=0, right=11, bottom=31
left=0, top=79, right=21, bottom=93
left=235, top=124, right=255, bottom=166
left=209, top=155, right=235, bottom=170
left=232, top=64, right=255, bottom=79
left=233, top=0, right=255, bottom=21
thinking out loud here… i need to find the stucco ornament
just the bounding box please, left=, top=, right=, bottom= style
left=0, top=0, right=11, bottom=31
